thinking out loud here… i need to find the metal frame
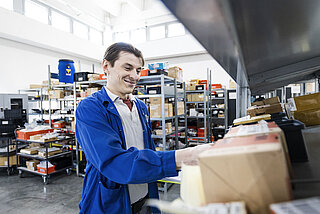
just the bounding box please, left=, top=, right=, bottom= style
left=16, top=137, right=74, bottom=184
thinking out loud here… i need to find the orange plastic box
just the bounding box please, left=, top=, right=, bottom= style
left=99, top=73, right=107, bottom=80
left=16, top=129, right=54, bottom=140
left=37, top=165, right=55, bottom=174
left=140, top=69, right=149, bottom=77
left=52, top=122, right=66, bottom=129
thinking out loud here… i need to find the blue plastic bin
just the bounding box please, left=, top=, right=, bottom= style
left=58, top=59, right=75, bottom=83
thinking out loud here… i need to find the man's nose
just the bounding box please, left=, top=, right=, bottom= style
left=130, top=69, right=140, bottom=81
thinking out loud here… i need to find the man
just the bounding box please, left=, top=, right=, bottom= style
left=76, top=43, right=211, bottom=214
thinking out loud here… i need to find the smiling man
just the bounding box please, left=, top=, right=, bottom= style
left=75, top=43, right=212, bottom=214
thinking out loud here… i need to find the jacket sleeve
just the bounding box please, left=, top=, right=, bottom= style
left=75, top=98, right=178, bottom=184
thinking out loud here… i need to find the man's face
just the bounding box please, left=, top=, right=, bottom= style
left=104, top=51, right=142, bottom=97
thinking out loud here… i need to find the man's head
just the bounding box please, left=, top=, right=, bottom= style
left=103, top=43, right=144, bottom=99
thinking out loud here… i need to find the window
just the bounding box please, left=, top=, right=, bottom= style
left=104, top=26, right=113, bottom=46
left=131, top=28, right=146, bottom=44
left=90, top=28, right=103, bottom=45
left=168, top=23, right=185, bottom=37
left=0, top=0, right=13, bottom=11
left=114, top=31, right=130, bottom=43
left=25, top=0, right=48, bottom=24
left=149, top=25, right=165, bottom=40
left=51, top=10, right=70, bottom=32
left=73, top=20, right=88, bottom=40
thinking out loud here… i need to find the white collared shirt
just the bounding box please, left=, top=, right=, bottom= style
left=105, top=87, right=148, bottom=204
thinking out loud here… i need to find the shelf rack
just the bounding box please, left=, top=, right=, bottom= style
left=16, top=137, right=75, bottom=184
left=137, top=75, right=187, bottom=151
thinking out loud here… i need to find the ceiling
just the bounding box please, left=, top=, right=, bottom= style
left=41, top=0, right=174, bottom=31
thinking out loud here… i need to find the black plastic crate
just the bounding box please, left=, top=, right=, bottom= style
left=275, top=119, right=308, bottom=162
left=74, top=72, right=90, bottom=82
left=0, top=124, right=17, bottom=135
left=148, top=69, right=168, bottom=76
left=4, top=109, right=22, bottom=119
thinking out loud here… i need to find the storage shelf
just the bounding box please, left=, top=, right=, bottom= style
left=186, top=101, right=209, bottom=104
left=75, top=79, right=107, bottom=85
left=152, top=128, right=186, bottom=139
left=17, top=166, right=71, bottom=176
left=17, top=151, right=72, bottom=161
left=137, top=75, right=183, bottom=85
left=186, top=90, right=210, bottom=94
left=212, top=117, right=225, bottom=119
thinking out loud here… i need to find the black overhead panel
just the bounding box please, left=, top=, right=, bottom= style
left=161, top=0, right=320, bottom=95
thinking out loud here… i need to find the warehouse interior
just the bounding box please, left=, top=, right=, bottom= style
left=0, top=0, right=319, bottom=213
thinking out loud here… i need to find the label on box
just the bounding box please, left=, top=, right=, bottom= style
left=2, top=121, right=8, bottom=125
left=287, top=98, right=297, bottom=111
left=238, top=122, right=269, bottom=136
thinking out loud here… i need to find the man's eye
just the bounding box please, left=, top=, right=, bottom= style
left=125, top=67, right=131, bottom=71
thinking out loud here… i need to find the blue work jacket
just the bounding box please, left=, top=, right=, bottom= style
left=75, top=87, right=178, bottom=214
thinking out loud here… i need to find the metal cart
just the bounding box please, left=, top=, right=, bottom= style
left=16, top=137, right=74, bottom=184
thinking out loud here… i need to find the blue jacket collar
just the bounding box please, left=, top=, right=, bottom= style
left=100, top=87, right=120, bottom=117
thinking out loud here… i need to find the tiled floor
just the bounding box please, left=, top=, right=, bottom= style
left=0, top=169, right=180, bottom=214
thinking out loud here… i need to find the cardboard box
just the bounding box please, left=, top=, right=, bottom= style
left=293, top=108, right=320, bottom=126
left=29, top=84, right=43, bottom=89
left=192, top=93, right=208, bottom=102
left=186, top=84, right=196, bottom=91
left=149, top=103, right=173, bottom=118
left=288, top=92, right=320, bottom=112
left=177, top=102, right=185, bottom=115
left=26, top=160, right=40, bottom=171
left=225, top=121, right=293, bottom=177
left=42, top=80, right=59, bottom=85
left=20, top=148, right=39, bottom=155
left=88, top=73, right=100, bottom=81
left=0, top=155, right=17, bottom=166
left=48, top=90, right=64, bottom=99
left=247, top=103, right=282, bottom=117
left=251, top=100, right=265, bottom=106
left=167, top=66, right=183, bottom=82
left=38, top=148, right=62, bottom=157
left=264, top=97, right=280, bottom=105
left=199, top=133, right=292, bottom=214
left=187, top=94, right=193, bottom=102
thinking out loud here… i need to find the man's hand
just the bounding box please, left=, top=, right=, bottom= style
left=175, top=144, right=214, bottom=169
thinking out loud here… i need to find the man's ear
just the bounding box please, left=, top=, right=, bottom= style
left=102, top=59, right=109, bottom=75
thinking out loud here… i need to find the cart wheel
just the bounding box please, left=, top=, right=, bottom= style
left=43, top=176, right=49, bottom=185
left=18, top=170, right=24, bottom=178
left=66, top=168, right=72, bottom=175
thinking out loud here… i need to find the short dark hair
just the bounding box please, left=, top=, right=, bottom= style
left=103, top=42, right=144, bottom=67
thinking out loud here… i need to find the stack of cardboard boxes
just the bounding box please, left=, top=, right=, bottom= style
left=198, top=121, right=293, bottom=214
left=247, top=97, right=283, bottom=117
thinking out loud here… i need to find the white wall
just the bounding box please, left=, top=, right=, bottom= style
left=0, top=37, right=103, bottom=93
left=0, top=7, right=104, bottom=93
left=0, top=5, right=233, bottom=93
left=139, top=35, right=234, bottom=86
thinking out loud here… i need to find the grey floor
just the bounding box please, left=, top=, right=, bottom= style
left=0, top=169, right=180, bottom=214
left=0, top=126, right=319, bottom=214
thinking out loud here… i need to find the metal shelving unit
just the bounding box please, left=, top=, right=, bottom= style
left=185, top=71, right=212, bottom=145
left=18, top=88, right=45, bottom=122
left=16, top=137, right=74, bottom=184
left=211, top=88, right=228, bottom=140
left=0, top=134, right=16, bottom=175
left=73, top=79, right=107, bottom=177
left=136, top=75, right=187, bottom=151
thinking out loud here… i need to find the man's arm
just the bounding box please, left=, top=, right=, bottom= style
left=76, top=98, right=177, bottom=184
